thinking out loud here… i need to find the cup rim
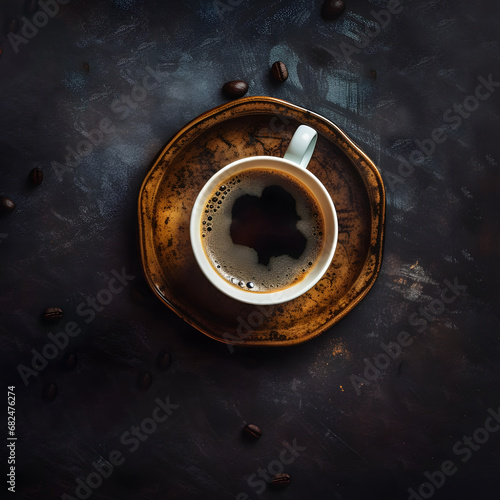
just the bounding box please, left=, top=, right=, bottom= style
left=190, top=156, right=338, bottom=305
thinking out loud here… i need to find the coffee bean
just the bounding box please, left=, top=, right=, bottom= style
left=271, top=473, right=291, bottom=488
left=1, top=197, right=15, bottom=213
left=157, top=348, right=172, bottom=371
left=321, top=0, right=345, bottom=20
left=43, top=382, right=57, bottom=402
left=243, top=423, right=262, bottom=439
left=138, top=371, right=152, bottom=391
left=42, top=307, right=63, bottom=321
left=6, top=18, right=19, bottom=34
left=64, top=352, right=77, bottom=371
left=30, top=167, right=44, bottom=186
left=222, top=80, right=248, bottom=98
left=271, top=61, right=288, bottom=82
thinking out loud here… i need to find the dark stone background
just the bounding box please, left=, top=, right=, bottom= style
left=1, top=1, right=499, bottom=499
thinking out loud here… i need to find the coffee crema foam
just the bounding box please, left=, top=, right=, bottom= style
left=200, top=168, right=325, bottom=293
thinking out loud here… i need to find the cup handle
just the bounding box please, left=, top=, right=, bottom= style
left=283, top=125, right=318, bottom=169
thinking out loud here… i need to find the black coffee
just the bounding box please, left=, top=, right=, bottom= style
left=201, top=168, right=325, bottom=293
left=230, top=184, right=307, bottom=266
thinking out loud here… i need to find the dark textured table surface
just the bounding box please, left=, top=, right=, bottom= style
left=1, top=1, right=499, bottom=499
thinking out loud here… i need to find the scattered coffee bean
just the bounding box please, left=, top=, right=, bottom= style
left=321, top=0, right=345, bottom=20
left=6, top=18, right=19, bottom=34
left=42, top=382, right=58, bottom=402
left=42, top=307, right=63, bottom=321
left=30, top=167, right=44, bottom=186
left=83, top=62, right=90, bottom=73
left=64, top=352, right=77, bottom=371
left=243, top=423, right=262, bottom=439
left=271, top=61, right=288, bottom=82
left=138, top=371, right=152, bottom=391
left=1, top=197, right=15, bottom=213
left=157, top=348, right=172, bottom=371
left=25, top=0, right=39, bottom=16
left=222, top=80, right=248, bottom=98
left=271, top=473, right=291, bottom=488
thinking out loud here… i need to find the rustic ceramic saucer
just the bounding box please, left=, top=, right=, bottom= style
left=138, top=96, right=385, bottom=347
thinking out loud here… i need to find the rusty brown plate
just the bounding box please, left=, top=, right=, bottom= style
left=138, top=96, right=385, bottom=347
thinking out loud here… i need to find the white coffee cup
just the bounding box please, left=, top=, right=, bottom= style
left=190, top=125, right=338, bottom=305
